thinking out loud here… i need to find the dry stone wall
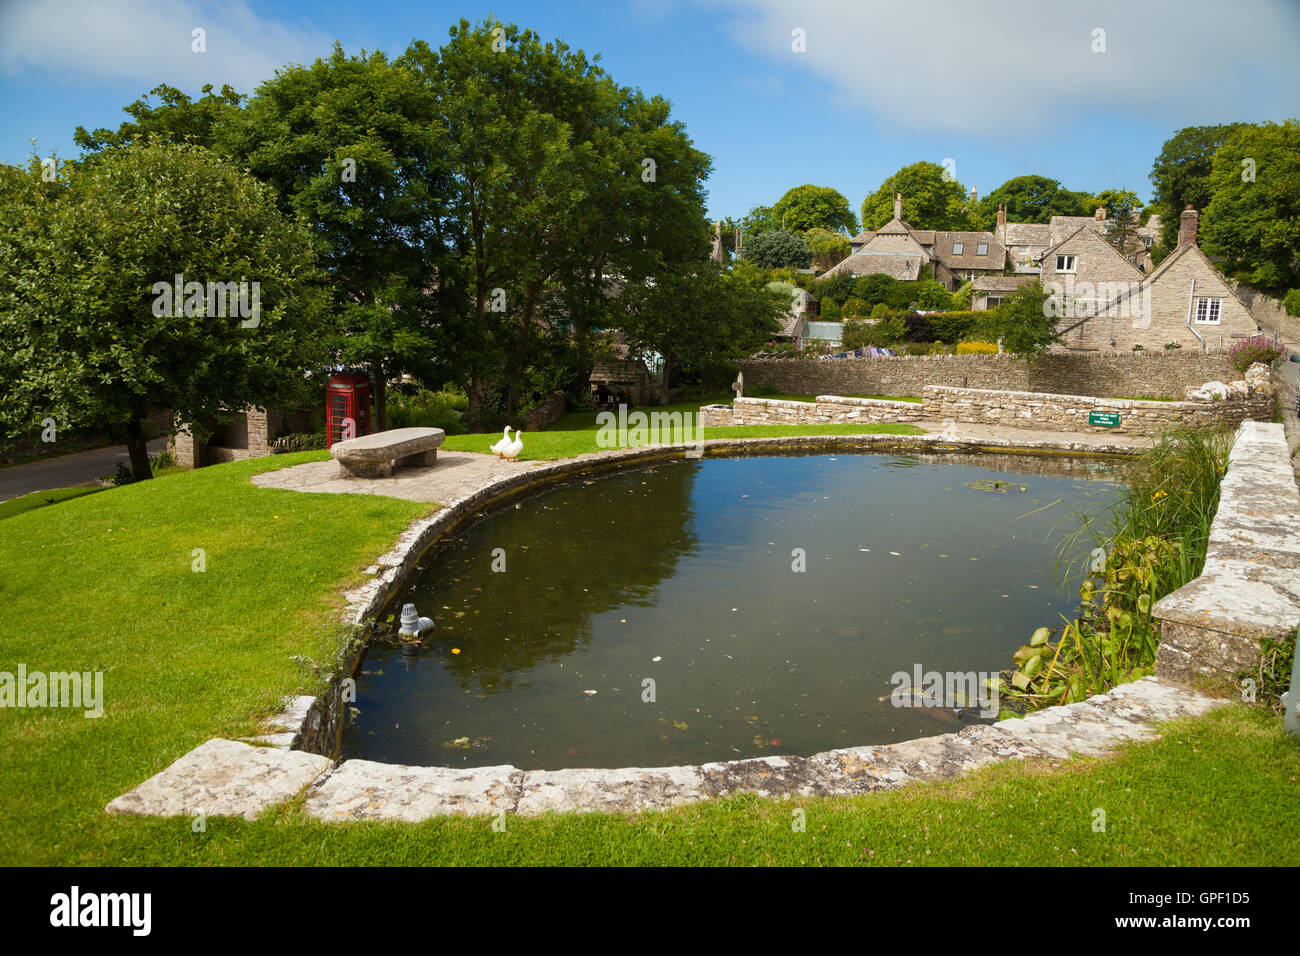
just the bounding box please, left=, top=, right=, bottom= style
left=923, top=385, right=1271, bottom=437
left=706, top=364, right=1273, bottom=439
left=742, top=351, right=1239, bottom=401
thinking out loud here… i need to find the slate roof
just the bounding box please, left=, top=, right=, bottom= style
left=973, top=275, right=1037, bottom=292
left=932, top=231, right=1004, bottom=270
left=1049, top=216, right=1104, bottom=246
left=1002, top=222, right=1052, bottom=247
left=820, top=252, right=923, bottom=280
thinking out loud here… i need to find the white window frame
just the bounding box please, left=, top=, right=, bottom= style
left=1194, top=296, right=1222, bottom=325
left=1056, top=254, right=1077, bottom=273
left=976, top=242, right=988, bottom=256
left=952, top=241, right=964, bottom=255
left=986, top=296, right=1005, bottom=309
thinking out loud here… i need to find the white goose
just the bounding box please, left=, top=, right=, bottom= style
left=489, top=426, right=513, bottom=459
left=502, top=428, right=523, bottom=461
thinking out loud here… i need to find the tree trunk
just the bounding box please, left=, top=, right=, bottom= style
left=467, top=375, right=485, bottom=432
left=505, top=295, right=535, bottom=418
left=371, top=356, right=387, bottom=432
left=125, top=416, right=152, bottom=481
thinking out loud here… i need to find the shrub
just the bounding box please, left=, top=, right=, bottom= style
left=901, top=312, right=934, bottom=342
left=744, top=229, right=812, bottom=269
left=843, top=296, right=869, bottom=317
left=955, top=341, right=998, bottom=354
left=913, top=279, right=955, bottom=310
left=1228, top=334, right=1286, bottom=373
left=387, top=387, right=468, bottom=434
left=929, top=310, right=978, bottom=343
left=1285, top=288, right=1300, bottom=317
left=819, top=299, right=841, bottom=319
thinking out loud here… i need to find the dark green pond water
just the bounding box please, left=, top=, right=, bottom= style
left=342, top=451, right=1122, bottom=770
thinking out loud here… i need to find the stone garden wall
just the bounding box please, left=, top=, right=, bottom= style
left=523, top=390, right=567, bottom=431
left=923, top=383, right=1273, bottom=437
left=741, top=351, right=1239, bottom=400
left=703, top=364, right=1274, bottom=439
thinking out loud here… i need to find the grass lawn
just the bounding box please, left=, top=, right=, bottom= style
left=2, top=409, right=1296, bottom=865
left=0, top=484, right=106, bottom=520
left=442, top=396, right=926, bottom=460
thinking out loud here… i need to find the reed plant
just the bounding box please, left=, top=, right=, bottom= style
left=996, top=426, right=1234, bottom=714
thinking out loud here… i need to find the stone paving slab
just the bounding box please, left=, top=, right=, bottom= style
left=105, top=738, right=332, bottom=820
left=302, top=760, right=523, bottom=821
left=278, top=677, right=1219, bottom=821
left=517, top=765, right=707, bottom=815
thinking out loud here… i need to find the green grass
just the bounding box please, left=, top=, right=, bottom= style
left=2, top=417, right=1294, bottom=866
left=443, top=397, right=925, bottom=460
left=0, top=451, right=430, bottom=865
left=18, top=703, right=1300, bottom=866
left=0, top=485, right=106, bottom=520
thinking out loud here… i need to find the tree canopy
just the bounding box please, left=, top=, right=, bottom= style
left=1149, top=124, right=1247, bottom=250
left=743, top=229, right=812, bottom=270
left=0, top=144, right=327, bottom=479
left=772, top=184, right=858, bottom=234
left=973, top=175, right=1091, bottom=227
left=860, top=162, right=972, bottom=231
left=1201, top=119, right=1300, bottom=290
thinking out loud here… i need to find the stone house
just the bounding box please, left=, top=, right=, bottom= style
left=1037, top=222, right=1147, bottom=319
left=1054, top=206, right=1259, bottom=351
left=823, top=194, right=1005, bottom=290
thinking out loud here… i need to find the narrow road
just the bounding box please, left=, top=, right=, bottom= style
left=0, top=438, right=169, bottom=502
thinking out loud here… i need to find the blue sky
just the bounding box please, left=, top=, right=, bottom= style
left=2, top=0, right=1298, bottom=221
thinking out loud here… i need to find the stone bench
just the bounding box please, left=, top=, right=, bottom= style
left=330, top=427, right=446, bottom=479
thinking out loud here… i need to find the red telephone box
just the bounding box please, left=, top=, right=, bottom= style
left=327, top=373, right=371, bottom=447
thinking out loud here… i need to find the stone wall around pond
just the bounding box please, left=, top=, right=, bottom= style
left=1152, top=420, right=1300, bottom=687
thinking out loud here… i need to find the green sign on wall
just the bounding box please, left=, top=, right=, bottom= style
left=1088, top=411, right=1121, bottom=427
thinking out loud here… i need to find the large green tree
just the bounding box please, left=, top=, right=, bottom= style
left=1201, top=119, right=1300, bottom=290
left=860, top=162, right=971, bottom=230
left=1149, top=123, right=1247, bottom=251
left=0, top=144, right=327, bottom=479
left=405, top=19, right=710, bottom=423
left=619, top=265, right=782, bottom=389
left=772, top=184, right=858, bottom=234
left=221, top=44, right=451, bottom=430
left=974, top=175, right=1091, bottom=227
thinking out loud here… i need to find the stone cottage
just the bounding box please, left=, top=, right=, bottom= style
left=823, top=194, right=1006, bottom=291
left=1054, top=207, right=1260, bottom=351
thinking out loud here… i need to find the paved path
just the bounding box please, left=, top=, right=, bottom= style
left=0, top=438, right=169, bottom=502
left=251, top=449, right=543, bottom=503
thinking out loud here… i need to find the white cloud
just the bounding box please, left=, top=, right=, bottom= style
left=0, top=0, right=334, bottom=93
left=713, top=0, right=1300, bottom=136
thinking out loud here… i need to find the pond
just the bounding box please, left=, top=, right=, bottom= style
left=342, top=451, right=1124, bottom=770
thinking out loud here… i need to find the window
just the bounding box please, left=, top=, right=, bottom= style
left=986, top=296, right=1005, bottom=309
left=976, top=242, right=988, bottom=256
left=952, top=241, right=964, bottom=255
left=1194, top=296, right=1222, bottom=324
left=1056, top=254, right=1077, bottom=273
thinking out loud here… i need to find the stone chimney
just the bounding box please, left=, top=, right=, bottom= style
left=1095, top=207, right=1106, bottom=221
left=996, top=202, right=1006, bottom=244
left=969, top=186, right=977, bottom=204
left=894, top=192, right=903, bottom=221
left=1178, top=204, right=1199, bottom=249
